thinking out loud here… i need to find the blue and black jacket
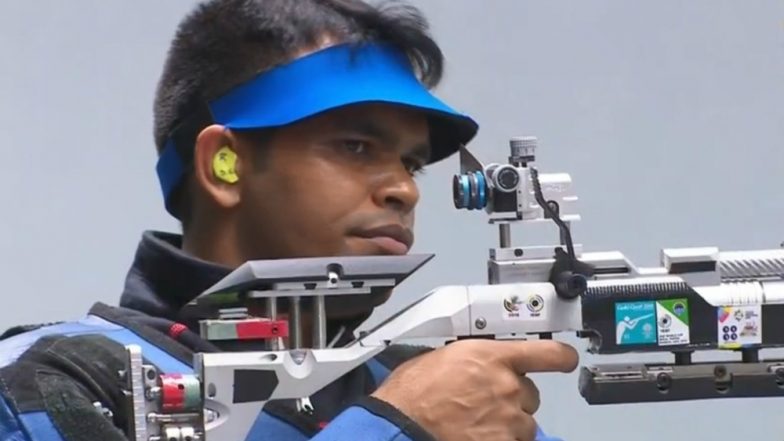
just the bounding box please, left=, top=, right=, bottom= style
left=0, top=231, right=562, bottom=441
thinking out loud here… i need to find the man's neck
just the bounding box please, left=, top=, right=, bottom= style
left=181, top=222, right=247, bottom=268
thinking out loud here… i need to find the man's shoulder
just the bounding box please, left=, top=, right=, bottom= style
left=1, top=303, right=193, bottom=371
left=0, top=310, right=151, bottom=404
left=0, top=330, right=130, bottom=402
left=0, top=329, right=136, bottom=441
left=0, top=305, right=196, bottom=440
left=0, top=313, right=124, bottom=368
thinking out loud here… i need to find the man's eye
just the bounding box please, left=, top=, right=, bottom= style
left=342, top=140, right=369, bottom=154
left=403, top=158, right=426, bottom=176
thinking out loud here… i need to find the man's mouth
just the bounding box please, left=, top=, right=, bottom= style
left=350, top=224, right=414, bottom=255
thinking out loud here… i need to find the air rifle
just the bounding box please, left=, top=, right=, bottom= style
left=123, top=136, right=784, bottom=441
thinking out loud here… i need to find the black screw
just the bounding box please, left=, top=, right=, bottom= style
left=656, top=373, right=671, bottom=391
left=714, top=365, right=732, bottom=393
left=774, top=368, right=784, bottom=386
left=514, top=248, right=523, bottom=257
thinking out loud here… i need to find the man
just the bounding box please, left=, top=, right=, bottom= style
left=0, top=1, right=578, bottom=440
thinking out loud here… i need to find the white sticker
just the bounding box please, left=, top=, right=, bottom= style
left=656, top=299, right=690, bottom=346
left=503, top=294, right=544, bottom=320
left=717, top=305, right=762, bottom=349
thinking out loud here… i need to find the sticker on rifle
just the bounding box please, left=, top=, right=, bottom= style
left=656, top=298, right=690, bottom=346
left=717, top=305, right=761, bottom=349
left=503, top=294, right=544, bottom=320
left=615, top=301, right=656, bottom=345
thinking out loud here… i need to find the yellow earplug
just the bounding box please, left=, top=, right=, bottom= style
left=212, top=146, right=239, bottom=184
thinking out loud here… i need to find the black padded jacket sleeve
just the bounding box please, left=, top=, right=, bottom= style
left=0, top=334, right=132, bottom=441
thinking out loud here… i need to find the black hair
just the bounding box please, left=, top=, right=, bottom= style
left=152, top=0, right=445, bottom=224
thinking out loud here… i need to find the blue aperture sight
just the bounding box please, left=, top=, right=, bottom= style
left=453, top=170, right=488, bottom=210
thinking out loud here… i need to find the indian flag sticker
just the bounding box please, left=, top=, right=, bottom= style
left=656, top=299, right=690, bottom=346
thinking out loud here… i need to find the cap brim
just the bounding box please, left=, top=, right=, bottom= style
left=210, top=42, right=478, bottom=161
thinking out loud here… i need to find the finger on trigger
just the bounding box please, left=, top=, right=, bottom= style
left=499, top=339, right=580, bottom=374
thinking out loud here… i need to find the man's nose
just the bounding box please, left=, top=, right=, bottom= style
left=371, top=163, right=420, bottom=213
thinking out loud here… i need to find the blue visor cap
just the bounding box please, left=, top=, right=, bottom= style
left=156, top=42, right=479, bottom=217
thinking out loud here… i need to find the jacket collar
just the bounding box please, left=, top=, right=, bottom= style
left=119, top=231, right=232, bottom=321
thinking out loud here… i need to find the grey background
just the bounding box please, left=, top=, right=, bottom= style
left=1, top=1, right=782, bottom=440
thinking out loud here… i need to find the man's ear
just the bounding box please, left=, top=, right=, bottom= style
left=192, top=125, right=244, bottom=210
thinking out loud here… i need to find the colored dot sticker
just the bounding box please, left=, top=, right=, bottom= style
left=717, top=305, right=762, bottom=349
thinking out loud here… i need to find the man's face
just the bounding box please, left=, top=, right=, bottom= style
left=228, top=101, right=426, bottom=258
left=225, top=104, right=429, bottom=317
